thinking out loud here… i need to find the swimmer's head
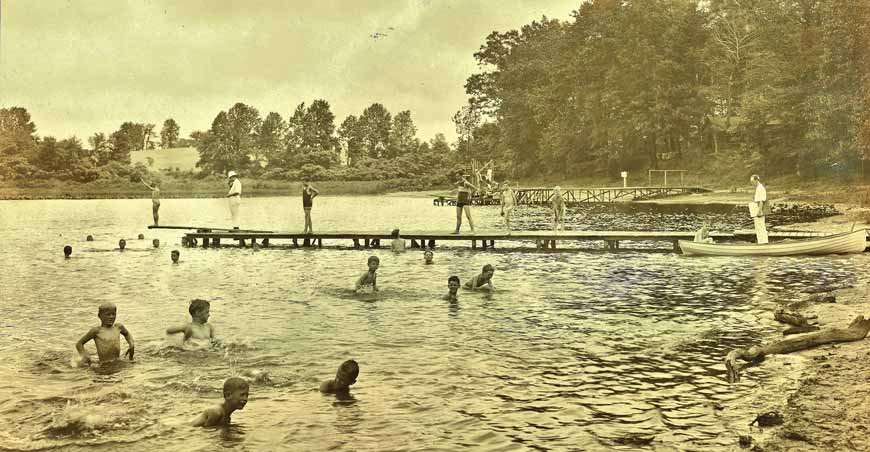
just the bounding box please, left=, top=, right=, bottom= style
left=335, top=359, right=359, bottom=389
left=97, top=303, right=117, bottom=326
left=171, top=250, right=180, bottom=263
left=152, top=239, right=160, bottom=248
left=367, top=255, right=379, bottom=271
left=482, top=264, right=495, bottom=279
left=423, top=250, right=434, bottom=263
left=448, top=275, right=460, bottom=292
left=118, top=239, right=126, bottom=250
left=86, top=235, right=94, bottom=242
left=63, top=245, right=72, bottom=258
left=189, top=299, right=210, bottom=323
left=223, top=377, right=249, bottom=410
left=138, top=233, right=145, bottom=240
left=391, top=229, right=400, bottom=238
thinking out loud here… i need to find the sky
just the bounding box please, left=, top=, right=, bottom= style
left=0, top=0, right=579, bottom=144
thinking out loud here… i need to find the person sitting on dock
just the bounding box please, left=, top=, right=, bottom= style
left=192, top=377, right=249, bottom=427
left=550, top=186, right=566, bottom=231
left=443, top=275, right=460, bottom=301
left=166, top=299, right=214, bottom=343
left=140, top=178, right=161, bottom=226
left=227, top=171, right=242, bottom=230
left=355, top=256, right=379, bottom=293
left=453, top=175, right=478, bottom=234
left=465, top=264, right=495, bottom=292
left=390, top=229, right=406, bottom=252
left=423, top=250, right=434, bottom=265
left=320, top=359, right=359, bottom=395
left=500, top=181, right=517, bottom=233
left=302, top=181, right=320, bottom=234
left=693, top=221, right=714, bottom=244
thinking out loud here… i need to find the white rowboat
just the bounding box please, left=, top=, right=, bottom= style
left=679, top=229, right=868, bottom=257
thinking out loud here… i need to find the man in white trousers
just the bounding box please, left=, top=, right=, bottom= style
left=227, top=171, right=242, bottom=229
left=750, top=174, right=768, bottom=244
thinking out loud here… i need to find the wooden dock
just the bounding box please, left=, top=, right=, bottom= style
left=433, top=186, right=709, bottom=206
left=172, top=228, right=839, bottom=252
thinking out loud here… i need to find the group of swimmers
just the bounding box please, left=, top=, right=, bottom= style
left=72, top=251, right=495, bottom=427
left=62, top=235, right=182, bottom=263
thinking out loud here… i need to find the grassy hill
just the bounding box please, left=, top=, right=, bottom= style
left=131, top=147, right=199, bottom=172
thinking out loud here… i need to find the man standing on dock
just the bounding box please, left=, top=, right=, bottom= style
left=750, top=174, right=768, bottom=244
left=227, top=171, right=242, bottom=229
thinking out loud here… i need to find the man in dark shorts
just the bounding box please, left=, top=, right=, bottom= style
left=453, top=175, right=478, bottom=234
left=302, top=181, right=320, bottom=234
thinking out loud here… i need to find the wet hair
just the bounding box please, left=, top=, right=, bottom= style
left=86, top=235, right=94, bottom=241
left=337, top=359, right=360, bottom=380
left=223, top=377, right=249, bottom=398
left=189, top=299, right=210, bottom=317
left=63, top=245, right=72, bottom=256
left=424, top=250, right=434, bottom=257
left=118, top=239, right=126, bottom=249
left=138, top=233, right=145, bottom=240
left=152, top=239, right=160, bottom=248
left=391, top=229, right=400, bottom=238
left=171, top=249, right=180, bottom=258
left=98, top=303, right=116, bottom=314
left=482, top=264, right=494, bottom=273
left=367, top=255, right=379, bottom=265
left=448, top=275, right=460, bottom=284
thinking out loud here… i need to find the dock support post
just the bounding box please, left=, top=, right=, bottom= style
left=293, top=238, right=299, bottom=248
left=428, top=239, right=435, bottom=248
left=262, top=239, right=269, bottom=248
left=482, top=240, right=488, bottom=250
left=490, top=240, right=495, bottom=248
left=550, top=240, right=557, bottom=249
left=411, top=239, right=419, bottom=248
left=472, top=240, right=477, bottom=250
left=215, top=238, right=222, bottom=248
left=372, top=239, right=380, bottom=248
left=317, top=238, right=323, bottom=248
left=303, top=238, right=310, bottom=247
left=203, top=237, right=209, bottom=248
left=353, top=239, right=360, bottom=249
left=672, top=240, right=680, bottom=252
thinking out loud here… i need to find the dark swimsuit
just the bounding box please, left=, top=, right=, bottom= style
left=302, top=189, right=313, bottom=208
left=457, top=189, right=470, bottom=208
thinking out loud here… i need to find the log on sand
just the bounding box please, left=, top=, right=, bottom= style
left=725, top=315, right=870, bottom=383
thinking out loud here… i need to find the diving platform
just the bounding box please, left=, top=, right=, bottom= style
left=166, top=227, right=839, bottom=252
left=432, top=186, right=709, bottom=206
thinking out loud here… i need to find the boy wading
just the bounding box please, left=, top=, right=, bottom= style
left=749, top=174, right=768, bottom=244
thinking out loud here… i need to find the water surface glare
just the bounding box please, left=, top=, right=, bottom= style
left=0, top=197, right=865, bottom=451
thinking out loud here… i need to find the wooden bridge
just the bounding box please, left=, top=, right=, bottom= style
left=433, top=186, right=709, bottom=206
left=153, top=226, right=837, bottom=252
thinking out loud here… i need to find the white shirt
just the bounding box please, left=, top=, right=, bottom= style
left=753, top=183, right=767, bottom=202
left=228, top=178, right=242, bottom=196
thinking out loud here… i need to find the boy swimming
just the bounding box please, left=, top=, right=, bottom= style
left=320, top=359, right=359, bottom=395
left=423, top=250, right=434, bottom=264
left=166, top=299, right=214, bottom=342
left=75, top=303, right=135, bottom=365
left=63, top=245, right=72, bottom=258
left=355, top=256, right=379, bottom=293
left=192, top=377, right=249, bottom=427
left=465, top=264, right=495, bottom=292
left=171, top=250, right=180, bottom=263
left=443, top=275, right=460, bottom=301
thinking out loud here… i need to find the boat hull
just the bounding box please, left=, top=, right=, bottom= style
left=679, top=229, right=868, bottom=256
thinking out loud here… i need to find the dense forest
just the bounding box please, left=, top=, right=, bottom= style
left=456, top=0, right=870, bottom=181
left=2, top=0, right=868, bottom=187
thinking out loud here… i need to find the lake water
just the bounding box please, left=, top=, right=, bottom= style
left=0, top=196, right=866, bottom=452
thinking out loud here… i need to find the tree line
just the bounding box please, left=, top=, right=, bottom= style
left=0, top=107, right=185, bottom=182
left=457, top=0, right=870, bottom=181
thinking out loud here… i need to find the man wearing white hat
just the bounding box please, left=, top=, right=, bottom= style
left=227, top=171, right=242, bottom=229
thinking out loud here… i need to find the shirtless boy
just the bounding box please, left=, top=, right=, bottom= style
left=75, top=303, right=135, bottom=365
left=192, top=377, right=249, bottom=427
left=465, top=264, right=495, bottom=292
left=166, top=299, right=214, bottom=342
left=443, top=276, right=461, bottom=301
left=355, top=256, right=379, bottom=293
left=320, top=360, right=359, bottom=395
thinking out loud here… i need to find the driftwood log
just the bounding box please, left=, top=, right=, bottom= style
left=725, top=315, right=870, bottom=383
left=774, top=308, right=809, bottom=327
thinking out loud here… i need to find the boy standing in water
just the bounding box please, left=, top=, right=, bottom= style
left=465, top=264, right=495, bottom=292
left=355, top=256, right=379, bottom=293
left=166, top=299, right=214, bottom=342
left=550, top=186, right=566, bottom=231
left=192, top=377, right=249, bottom=427
left=443, top=276, right=461, bottom=301
left=499, top=181, right=517, bottom=233
left=302, top=181, right=320, bottom=234
left=141, top=178, right=161, bottom=226
left=75, top=303, right=135, bottom=365
left=320, top=360, right=359, bottom=395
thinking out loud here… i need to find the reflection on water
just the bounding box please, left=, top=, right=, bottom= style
left=0, top=197, right=864, bottom=451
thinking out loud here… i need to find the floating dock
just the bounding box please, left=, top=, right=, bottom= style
left=159, top=226, right=842, bottom=252
left=433, top=186, right=709, bottom=206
